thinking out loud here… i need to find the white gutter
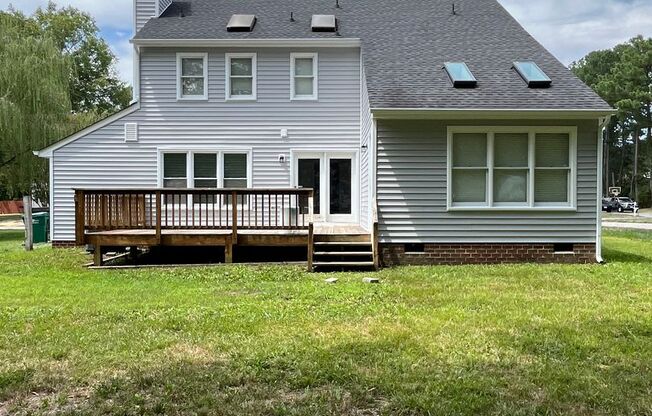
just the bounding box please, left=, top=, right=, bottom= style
left=596, top=115, right=612, bottom=263
left=131, top=38, right=361, bottom=48
left=371, top=108, right=615, bottom=120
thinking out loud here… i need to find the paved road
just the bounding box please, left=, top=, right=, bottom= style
left=603, top=221, right=652, bottom=231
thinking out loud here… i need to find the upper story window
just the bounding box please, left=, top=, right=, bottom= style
left=176, top=53, right=208, bottom=100
left=226, top=53, right=257, bottom=100
left=290, top=53, right=318, bottom=100
left=447, top=126, right=576, bottom=210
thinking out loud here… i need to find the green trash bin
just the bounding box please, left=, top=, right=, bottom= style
left=31, top=212, right=49, bottom=243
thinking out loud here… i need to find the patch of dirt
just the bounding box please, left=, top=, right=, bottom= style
left=1, top=387, right=91, bottom=416
left=164, top=343, right=228, bottom=365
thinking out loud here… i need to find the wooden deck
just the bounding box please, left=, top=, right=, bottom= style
left=75, top=189, right=377, bottom=270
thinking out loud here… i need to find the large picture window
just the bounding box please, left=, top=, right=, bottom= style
left=176, top=53, right=208, bottom=100
left=447, top=127, right=576, bottom=210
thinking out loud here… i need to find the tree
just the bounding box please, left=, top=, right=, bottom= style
left=33, top=2, right=132, bottom=113
left=0, top=12, right=71, bottom=202
left=572, top=36, right=652, bottom=206
left=0, top=3, right=132, bottom=202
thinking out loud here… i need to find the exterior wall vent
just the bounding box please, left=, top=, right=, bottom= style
left=227, top=14, right=257, bottom=32
left=311, top=15, right=337, bottom=32
left=124, top=123, right=138, bottom=142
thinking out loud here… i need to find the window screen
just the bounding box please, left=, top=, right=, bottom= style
left=223, top=153, right=248, bottom=188
left=535, top=133, right=570, bottom=204
left=163, top=153, right=187, bottom=188
left=229, top=57, right=254, bottom=97
left=179, top=57, right=205, bottom=98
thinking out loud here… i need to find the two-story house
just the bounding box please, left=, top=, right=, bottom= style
left=36, top=0, right=613, bottom=268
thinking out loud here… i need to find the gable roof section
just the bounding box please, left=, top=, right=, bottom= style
left=134, top=0, right=611, bottom=112
left=35, top=103, right=140, bottom=158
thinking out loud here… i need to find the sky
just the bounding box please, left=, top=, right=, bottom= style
left=2, top=0, right=652, bottom=86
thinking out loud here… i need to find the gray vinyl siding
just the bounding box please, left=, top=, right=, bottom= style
left=52, top=47, right=361, bottom=241
left=376, top=119, right=598, bottom=243
left=359, top=64, right=372, bottom=230
left=135, top=0, right=156, bottom=32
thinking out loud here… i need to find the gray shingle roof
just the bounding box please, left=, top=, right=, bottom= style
left=135, top=0, right=612, bottom=111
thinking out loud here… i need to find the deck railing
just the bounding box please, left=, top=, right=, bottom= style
left=74, top=188, right=314, bottom=245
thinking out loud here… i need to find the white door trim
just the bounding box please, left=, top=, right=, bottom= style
left=290, top=149, right=359, bottom=224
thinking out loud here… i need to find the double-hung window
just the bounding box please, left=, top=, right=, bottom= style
left=177, top=53, right=208, bottom=100
left=448, top=127, right=576, bottom=210
left=290, top=53, right=318, bottom=100
left=226, top=53, right=256, bottom=100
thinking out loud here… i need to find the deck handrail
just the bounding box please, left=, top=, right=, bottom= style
left=74, top=188, right=314, bottom=245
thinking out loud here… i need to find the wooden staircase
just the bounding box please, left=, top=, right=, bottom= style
left=311, top=233, right=377, bottom=270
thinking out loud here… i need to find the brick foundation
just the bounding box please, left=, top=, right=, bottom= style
left=52, top=240, right=77, bottom=248
left=381, top=243, right=596, bottom=266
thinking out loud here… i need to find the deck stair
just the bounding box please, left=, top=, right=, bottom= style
left=312, top=233, right=376, bottom=270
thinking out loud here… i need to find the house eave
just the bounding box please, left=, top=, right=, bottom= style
left=130, top=38, right=362, bottom=48
left=370, top=108, right=615, bottom=120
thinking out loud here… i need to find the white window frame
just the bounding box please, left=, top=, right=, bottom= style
left=176, top=52, right=208, bottom=101
left=446, top=126, right=577, bottom=211
left=290, top=52, right=318, bottom=100
left=225, top=53, right=257, bottom=101
left=157, top=147, right=253, bottom=191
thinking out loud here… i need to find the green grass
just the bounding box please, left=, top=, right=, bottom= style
left=1, top=230, right=651, bottom=415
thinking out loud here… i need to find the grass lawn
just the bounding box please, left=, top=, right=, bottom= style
left=1, top=230, right=651, bottom=415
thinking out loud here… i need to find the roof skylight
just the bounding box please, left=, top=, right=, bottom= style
left=444, top=62, right=477, bottom=88
left=311, top=15, right=337, bottom=32
left=513, top=61, right=551, bottom=88
left=227, top=14, right=257, bottom=32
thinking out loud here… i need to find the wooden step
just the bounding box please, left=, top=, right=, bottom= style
left=313, top=234, right=371, bottom=243
left=314, top=251, right=373, bottom=256
left=313, top=261, right=375, bottom=267
left=314, top=241, right=372, bottom=246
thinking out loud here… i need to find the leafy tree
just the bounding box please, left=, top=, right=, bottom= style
left=572, top=36, right=652, bottom=206
left=34, top=2, right=132, bottom=113
left=0, top=12, right=71, bottom=202
left=0, top=3, right=132, bottom=202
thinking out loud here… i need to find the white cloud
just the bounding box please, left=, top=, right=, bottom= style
left=1, top=0, right=132, bottom=30
left=498, top=0, right=652, bottom=64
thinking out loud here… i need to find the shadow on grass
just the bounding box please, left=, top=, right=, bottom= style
left=0, top=230, right=23, bottom=243
left=602, top=247, right=652, bottom=264
left=7, top=329, right=651, bottom=416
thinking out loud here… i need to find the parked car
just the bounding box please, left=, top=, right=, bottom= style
left=602, top=198, right=618, bottom=212
left=603, top=197, right=639, bottom=213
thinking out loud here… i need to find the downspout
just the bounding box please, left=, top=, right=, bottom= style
left=131, top=44, right=140, bottom=104
left=596, top=115, right=611, bottom=263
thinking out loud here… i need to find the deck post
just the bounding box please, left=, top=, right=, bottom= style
left=371, top=198, right=379, bottom=270
left=307, top=222, right=314, bottom=272
left=231, top=191, right=238, bottom=241
left=94, top=244, right=102, bottom=266
left=23, top=195, right=33, bottom=251
left=74, top=190, right=85, bottom=246
left=308, top=191, right=314, bottom=224
left=225, top=236, right=233, bottom=263
left=155, top=190, right=162, bottom=244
